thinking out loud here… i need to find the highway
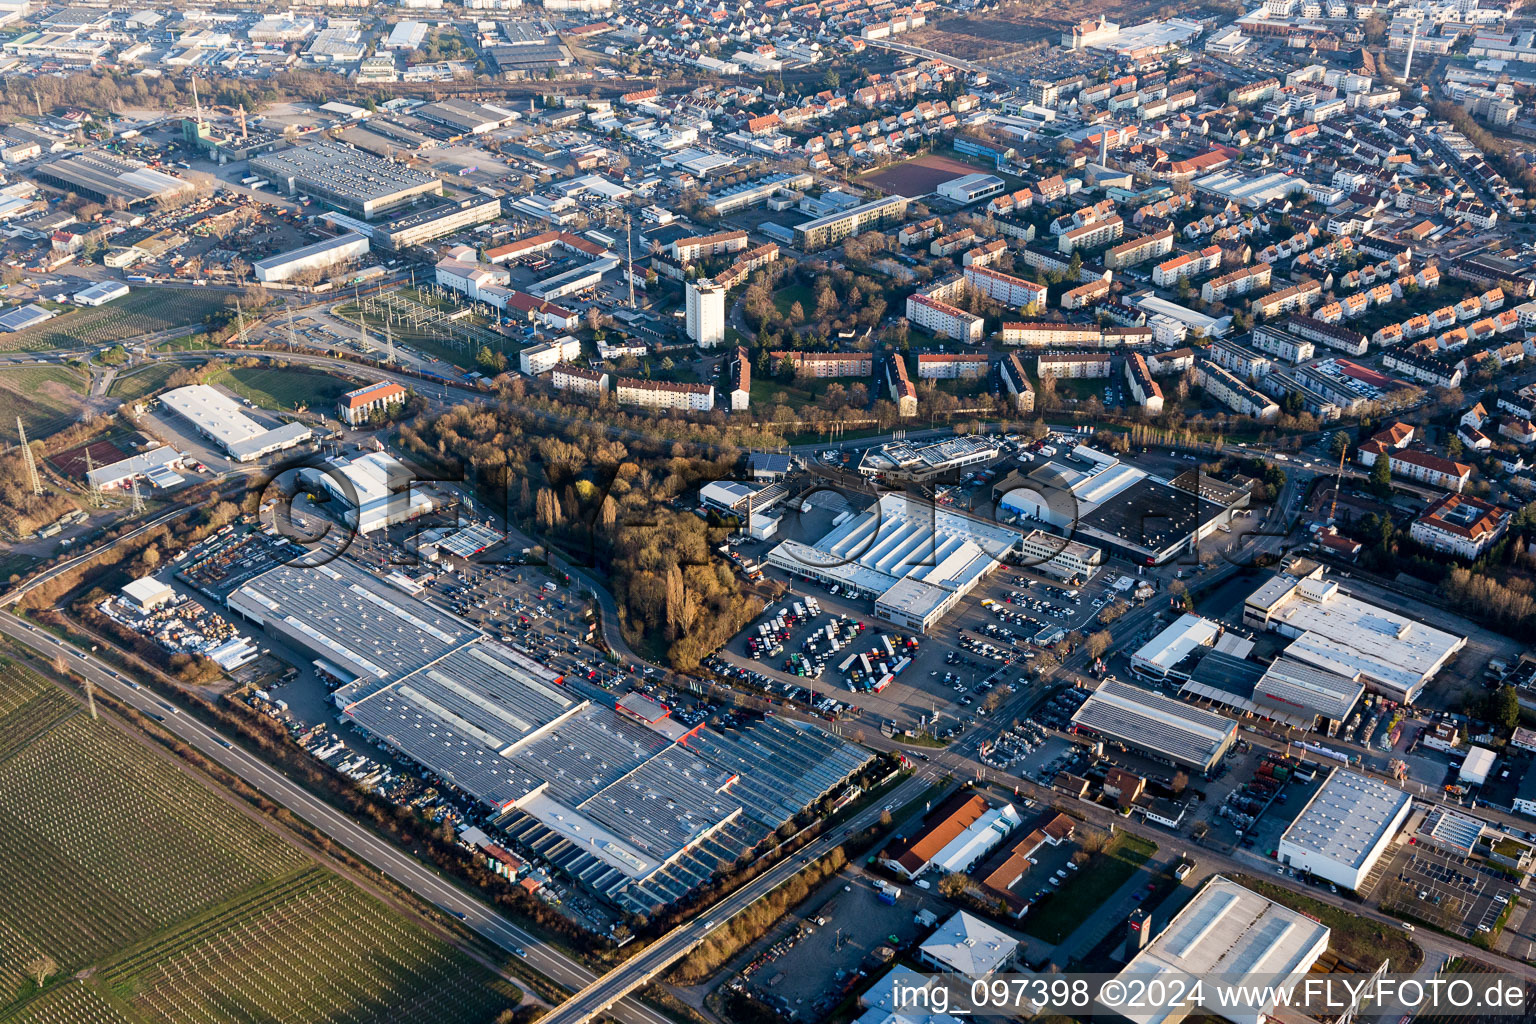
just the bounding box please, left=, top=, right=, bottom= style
left=0, top=606, right=682, bottom=1024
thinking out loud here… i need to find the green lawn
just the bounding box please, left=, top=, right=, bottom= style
left=751, top=378, right=817, bottom=410
left=107, top=362, right=183, bottom=403
left=0, top=365, right=88, bottom=441
left=773, top=283, right=817, bottom=319
left=0, top=289, right=231, bottom=353
left=212, top=365, right=355, bottom=413
left=1022, top=833, right=1157, bottom=944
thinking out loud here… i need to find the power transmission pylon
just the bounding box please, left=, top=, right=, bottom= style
left=129, top=473, right=145, bottom=515
left=16, top=417, right=40, bottom=495
left=83, top=447, right=100, bottom=507
left=385, top=315, right=396, bottom=365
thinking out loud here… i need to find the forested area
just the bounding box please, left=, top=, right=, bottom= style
left=401, top=401, right=762, bottom=669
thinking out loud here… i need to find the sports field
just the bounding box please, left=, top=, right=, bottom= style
left=858, top=154, right=991, bottom=197
left=0, top=365, right=88, bottom=440
left=0, top=658, right=522, bottom=1023
left=212, top=365, right=356, bottom=413
left=0, top=290, right=232, bottom=353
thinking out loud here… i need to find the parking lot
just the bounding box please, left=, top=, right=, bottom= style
left=738, top=870, right=955, bottom=1021
left=1373, top=843, right=1518, bottom=939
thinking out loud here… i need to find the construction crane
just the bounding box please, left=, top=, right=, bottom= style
left=1327, top=442, right=1348, bottom=524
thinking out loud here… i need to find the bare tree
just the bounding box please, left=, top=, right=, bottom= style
left=25, top=954, right=56, bottom=988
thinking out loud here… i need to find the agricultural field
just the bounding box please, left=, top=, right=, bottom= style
left=211, top=365, right=356, bottom=413
left=107, top=363, right=185, bottom=404
left=0, top=365, right=87, bottom=439
left=0, top=291, right=232, bottom=354
left=101, top=870, right=523, bottom=1024
left=0, top=658, right=522, bottom=1023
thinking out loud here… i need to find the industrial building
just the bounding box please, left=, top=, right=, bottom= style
left=1243, top=568, right=1466, bottom=702
left=879, top=791, right=1020, bottom=879
left=765, top=493, right=1021, bottom=633
left=993, top=445, right=1240, bottom=565
left=1070, top=678, right=1238, bottom=772
left=1276, top=768, right=1411, bottom=890
left=85, top=445, right=185, bottom=492
left=32, top=152, right=194, bottom=206
left=73, top=280, right=129, bottom=306
left=918, top=912, right=1019, bottom=978
left=1130, top=614, right=1224, bottom=681
left=1113, top=876, right=1330, bottom=1024
left=253, top=232, right=370, bottom=283
left=373, top=195, right=503, bottom=251
left=1180, top=654, right=1363, bottom=734
left=228, top=556, right=872, bottom=913
left=856, top=436, right=1001, bottom=480
left=300, top=451, right=434, bottom=535
left=157, top=384, right=312, bottom=462
left=252, top=141, right=442, bottom=218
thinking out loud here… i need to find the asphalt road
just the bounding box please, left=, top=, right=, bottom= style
left=0, top=607, right=679, bottom=1024
left=536, top=768, right=943, bottom=1024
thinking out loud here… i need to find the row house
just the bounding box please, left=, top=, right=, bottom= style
left=1284, top=314, right=1367, bottom=355
left=905, top=292, right=985, bottom=343
left=1124, top=352, right=1164, bottom=413
left=1104, top=229, right=1174, bottom=270
left=1202, top=264, right=1272, bottom=303
left=962, top=239, right=1009, bottom=269
left=964, top=265, right=1047, bottom=310
left=1151, top=245, right=1221, bottom=287
left=1196, top=359, right=1280, bottom=421
left=1037, top=352, right=1111, bottom=378
left=1358, top=440, right=1472, bottom=493
left=1251, top=280, right=1324, bottom=319
left=1061, top=279, right=1111, bottom=310
left=1001, top=352, right=1035, bottom=413
left=916, top=353, right=990, bottom=379
left=769, top=350, right=872, bottom=377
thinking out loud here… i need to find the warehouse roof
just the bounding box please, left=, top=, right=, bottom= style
left=1071, top=679, right=1237, bottom=770
left=252, top=231, right=368, bottom=274
left=1132, top=613, right=1222, bottom=678
left=919, top=911, right=1018, bottom=977
left=1116, top=876, right=1329, bottom=1024
left=1279, top=768, right=1410, bottom=872
left=158, top=384, right=313, bottom=460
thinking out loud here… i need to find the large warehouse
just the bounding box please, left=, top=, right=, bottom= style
left=1276, top=768, right=1412, bottom=891
left=1243, top=568, right=1466, bottom=703
left=252, top=141, right=442, bottom=218
left=1114, top=876, right=1330, bottom=1024
left=764, top=493, right=1022, bottom=633
left=227, top=558, right=873, bottom=914
left=1070, top=679, right=1238, bottom=773
left=33, top=152, right=195, bottom=206
left=994, top=446, right=1241, bottom=565
left=299, top=451, right=434, bottom=535
left=1181, top=653, right=1364, bottom=735
left=254, top=232, right=369, bottom=283
left=158, top=384, right=312, bottom=462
